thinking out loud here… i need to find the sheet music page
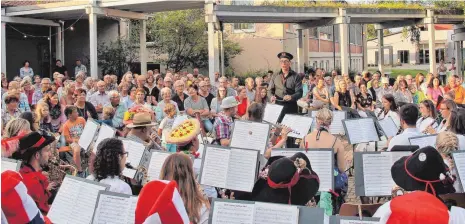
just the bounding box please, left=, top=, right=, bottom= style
left=49, top=177, right=107, bottom=224
left=1, top=160, right=18, bottom=172
left=122, top=168, right=137, bottom=179
left=280, top=115, right=313, bottom=139
left=230, top=121, right=270, bottom=154
left=358, top=110, right=368, bottom=118
left=271, top=150, right=299, bottom=158
left=93, top=124, right=116, bottom=153
left=147, top=152, right=171, bottom=181
left=362, top=153, right=393, bottom=196
left=200, top=146, right=230, bottom=188
left=378, top=117, right=398, bottom=138
left=78, top=120, right=99, bottom=150
left=345, top=119, right=378, bottom=144
left=340, top=220, right=380, bottom=224
left=123, top=140, right=146, bottom=168
left=226, top=148, right=258, bottom=192
left=253, top=202, right=299, bottom=224
left=173, top=114, right=188, bottom=128
left=409, top=135, right=436, bottom=149
left=306, top=150, right=333, bottom=192
left=92, top=193, right=129, bottom=224
left=330, top=111, right=346, bottom=135
left=389, top=151, right=411, bottom=165
left=453, top=152, right=465, bottom=191
left=126, top=196, right=138, bottom=224
left=211, top=201, right=255, bottom=224
left=263, top=104, right=284, bottom=124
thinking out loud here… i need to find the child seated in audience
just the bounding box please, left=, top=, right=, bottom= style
left=158, top=103, right=177, bottom=152
left=62, top=105, right=87, bottom=177
left=95, top=106, right=115, bottom=127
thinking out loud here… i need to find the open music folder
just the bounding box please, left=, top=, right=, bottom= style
left=309, top=110, right=347, bottom=135
left=146, top=150, right=174, bottom=182
left=342, top=118, right=380, bottom=145
left=376, top=116, right=399, bottom=138
left=48, top=175, right=110, bottom=224
left=230, top=120, right=270, bottom=154
left=1, top=158, right=21, bottom=173
left=452, top=151, right=465, bottom=192
left=271, top=149, right=334, bottom=192
left=120, top=138, right=150, bottom=179
left=91, top=191, right=138, bottom=224
left=409, top=134, right=437, bottom=149
left=280, top=114, right=313, bottom=139
left=78, top=119, right=99, bottom=151
left=199, top=145, right=260, bottom=192
left=209, top=198, right=328, bottom=224
left=354, top=151, right=411, bottom=196
left=263, top=103, right=284, bottom=125
left=93, top=123, right=116, bottom=153
left=329, top=216, right=380, bottom=224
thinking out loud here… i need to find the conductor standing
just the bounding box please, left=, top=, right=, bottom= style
left=269, top=52, right=303, bottom=122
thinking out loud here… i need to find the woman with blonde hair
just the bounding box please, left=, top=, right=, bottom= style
left=435, top=131, right=462, bottom=192
left=35, top=102, right=52, bottom=132
left=160, top=153, right=210, bottom=224
left=2, top=118, right=32, bottom=157
left=59, top=81, right=76, bottom=107
left=420, top=73, right=433, bottom=93
left=414, top=73, right=425, bottom=90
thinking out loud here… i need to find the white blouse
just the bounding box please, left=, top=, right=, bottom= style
left=416, top=117, right=438, bottom=133
left=375, top=108, right=401, bottom=128
left=87, top=175, right=132, bottom=195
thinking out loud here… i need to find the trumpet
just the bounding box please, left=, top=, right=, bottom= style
left=270, top=123, right=301, bottom=136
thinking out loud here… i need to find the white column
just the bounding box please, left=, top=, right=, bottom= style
left=119, top=18, right=130, bottom=40
left=89, top=9, right=98, bottom=79
left=362, top=24, right=368, bottom=71
left=208, top=22, right=216, bottom=83
left=303, top=29, right=309, bottom=70
left=220, top=30, right=225, bottom=76
left=455, top=41, right=463, bottom=77
left=140, top=19, right=147, bottom=75
left=1, top=22, right=6, bottom=73
left=56, top=25, right=62, bottom=61
left=377, top=29, right=384, bottom=75
left=296, top=28, right=304, bottom=74
left=214, top=30, right=220, bottom=74
left=427, top=10, right=436, bottom=74
left=339, top=23, right=349, bottom=76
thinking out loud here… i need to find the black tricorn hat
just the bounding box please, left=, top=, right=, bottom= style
left=391, top=146, right=455, bottom=195
left=18, top=131, right=55, bottom=155
left=277, top=52, right=293, bottom=60
left=251, top=152, right=319, bottom=205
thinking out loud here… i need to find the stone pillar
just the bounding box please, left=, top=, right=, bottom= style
left=1, top=22, right=6, bottom=73
left=88, top=9, right=98, bottom=79
left=427, top=10, right=436, bottom=74
left=296, top=28, right=304, bottom=74
left=214, top=30, right=220, bottom=74
left=377, top=29, right=384, bottom=75
left=303, top=29, right=309, bottom=71
left=455, top=41, right=463, bottom=77
left=340, top=23, right=349, bottom=76
left=140, top=19, right=147, bottom=75
left=56, top=25, right=62, bottom=61
left=362, top=24, right=368, bottom=71
left=208, top=22, right=216, bottom=83
left=220, top=30, right=225, bottom=76
left=119, top=18, right=130, bottom=40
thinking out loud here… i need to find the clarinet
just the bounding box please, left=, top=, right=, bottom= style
left=422, top=117, right=439, bottom=134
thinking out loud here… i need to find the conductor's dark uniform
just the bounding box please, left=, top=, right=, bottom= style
left=268, top=52, right=303, bottom=122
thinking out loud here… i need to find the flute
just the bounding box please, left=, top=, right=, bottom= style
left=270, top=123, right=301, bottom=136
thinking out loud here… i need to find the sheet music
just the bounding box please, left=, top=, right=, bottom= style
left=173, top=114, right=188, bottom=128
left=92, top=193, right=130, bottom=224
left=330, top=111, right=346, bottom=135
left=1, top=159, right=19, bottom=172
left=123, top=140, right=146, bottom=168
left=147, top=152, right=171, bottom=181
left=358, top=110, right=368, bottom=118
left=409, top=135, right=436, bottom=149
left=263, top=103, right=284, bottom=124
left=344, top=119, right=379, bottom=144
left=230, top=121, right=270, bottom=154
left=127, top=196, right=138, bottom=224
left=253, top=202, right=299, bottom=224
left=306, top=150, right=333, bottom=192
left=48, top=176, right=108, bottom=224
left=280, top=115, right=313, bottom=139
left=78, top=120, right=99, bottom=150
left=93, top=124, right=116, bottom=153
left=362, top=153, right=393, bottom=196
left=340, top=220, right=380, bottom=224
left=271, top=150, right=298, bottom=158
left=453, top=152, right=465, bottom=191
left=200, top=146, right=230, bottom=188
left=389, top=151, right=411, bottom=165
left=226, top=148, right=258, bottom=192
left=122, top=168, right=137, bottom=179
left=211, top=201, right=255, bottom=224
left=378, top=117, right=398, bottom=138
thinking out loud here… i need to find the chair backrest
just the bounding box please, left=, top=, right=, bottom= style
left=339, top=203, right=383, bottom=217
left=440, top=193, right=465, bottom=209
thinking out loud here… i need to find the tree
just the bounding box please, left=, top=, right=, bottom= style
left=97, top=38, right=138, bottom=78
left=366, top=24, right=391, bottom=40
left=147, top=9, right=243, bottom=72
left=401, top=26, right=421, bottom=64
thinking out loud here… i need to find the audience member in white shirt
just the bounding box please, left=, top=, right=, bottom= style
left=388, top=103, right=423, bottom=151
left=448, top=108, right=465, bottom=150
left=87, top=138, right=132, bottom=195
left=435, top=99, right=457, bottom=133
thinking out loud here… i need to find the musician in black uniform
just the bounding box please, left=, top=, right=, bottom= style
left=268, top=52, right=303, bottom=122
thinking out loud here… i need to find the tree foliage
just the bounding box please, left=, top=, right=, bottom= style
left=366, top=24, right=391, bottom=40
left=97, top=38, right=138, bottom=77
left=147, top=9, right=243, bottom=72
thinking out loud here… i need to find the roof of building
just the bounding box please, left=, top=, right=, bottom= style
left=1, top=0, right=66, bottom=7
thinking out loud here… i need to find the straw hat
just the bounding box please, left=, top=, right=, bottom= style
left=126, top=112, right=157, bottom=128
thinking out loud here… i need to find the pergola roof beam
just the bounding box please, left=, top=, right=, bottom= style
left=1, top=16, right=60, bottom=27
left=374, top=20, right=419, bottom=30
left=87, top=7, right=148, bottom=20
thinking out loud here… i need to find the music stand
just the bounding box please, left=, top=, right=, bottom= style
left=390, top=145, right=419, bottom=152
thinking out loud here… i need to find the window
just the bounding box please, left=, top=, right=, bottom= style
left=233, top=23, right=255, bottom=33
left=398, top=50, right=409, bottom=64
left=320, top=61, right=324, bottom=69
left=313, top=61, right=318, bottom=69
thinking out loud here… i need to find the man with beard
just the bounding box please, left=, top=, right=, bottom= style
left=268, top=52, right=303, bottom=122
left=32, top=78, right=52, bottom=106
left=16, top=131, right=56, bottom=214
